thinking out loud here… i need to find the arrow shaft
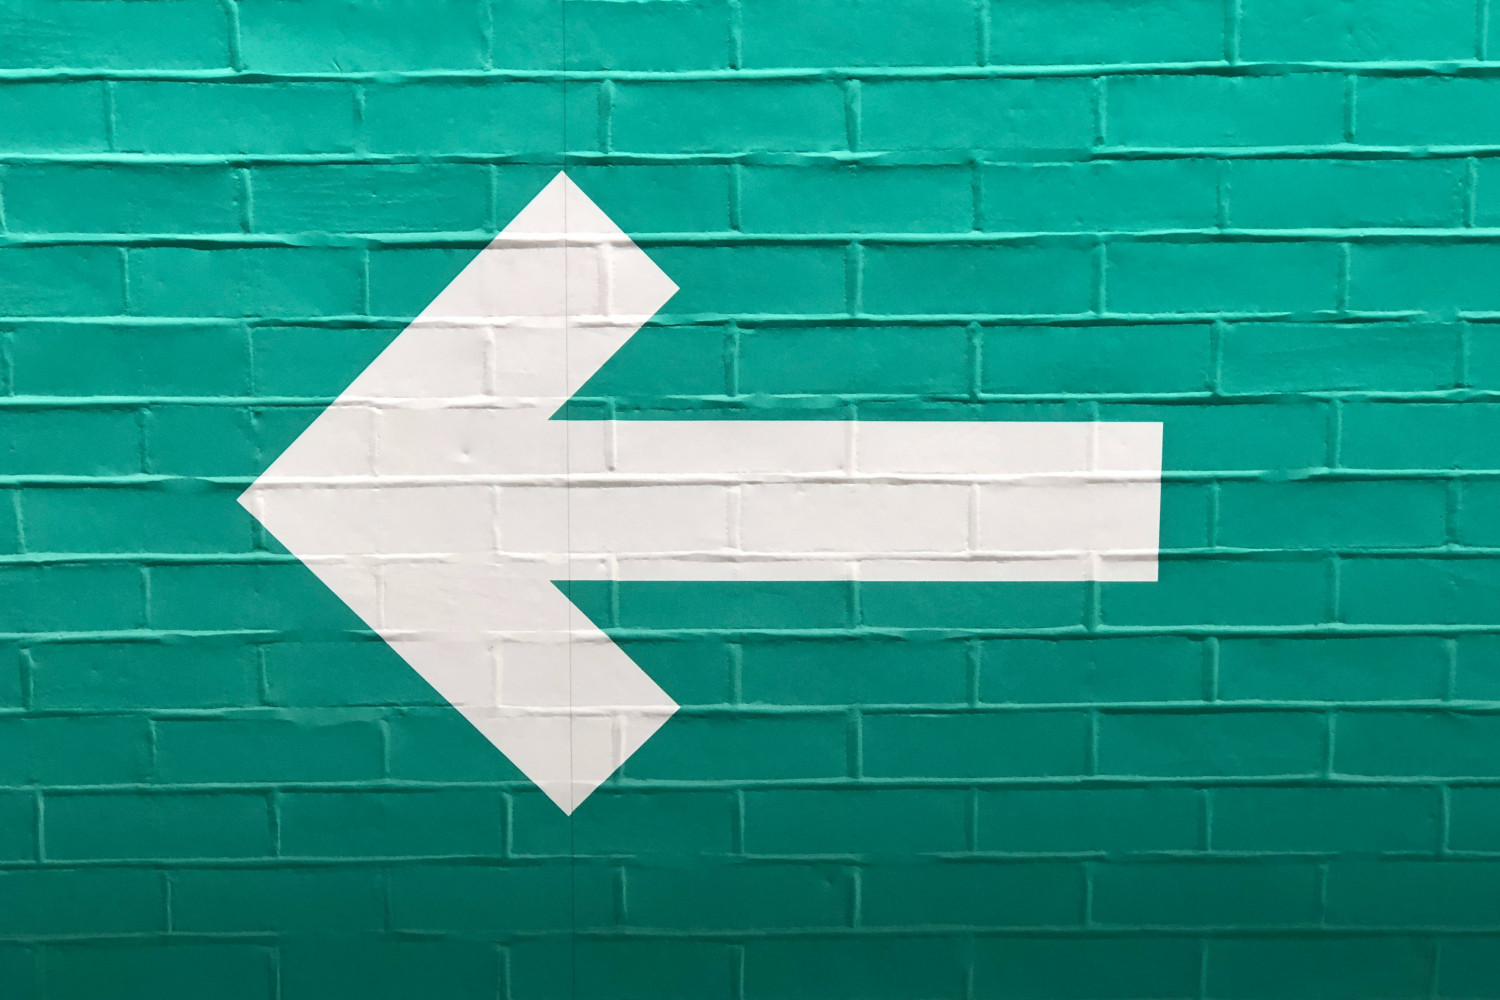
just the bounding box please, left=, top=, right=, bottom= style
left=539, top=418, right=1161, bottom=582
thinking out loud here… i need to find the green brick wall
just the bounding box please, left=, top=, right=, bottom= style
left=0, top=0, right=1498, bottom=997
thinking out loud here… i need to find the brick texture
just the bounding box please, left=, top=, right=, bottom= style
left=0, top=1, right=1496, bottom=998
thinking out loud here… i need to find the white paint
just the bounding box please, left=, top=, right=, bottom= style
left=240, top=172, right=1163, bottom=813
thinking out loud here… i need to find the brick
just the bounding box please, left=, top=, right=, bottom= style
left=1093, top=860, right=1321, bottom=926
left=1217, top=479, right=1448, bottom=549
left=0, top=947, right=33, bottom=999
left=1326, top=861, right=1500, bottom=926
left=1217, top=637, right=1451, bottom=702
left=1455, top=635, right=1500, bottom=701
left=238, top=0, right=488, bottom=71
left=1351, top=243, right=1500, bottom=314
left=627, top=864, right=850, bottom=929
left=0, top=410, right=140, bottom=476
left=389, top=862, right=601, bottom=931
left=0, top=0, right=231, bottom=69
left=990, top=0, right=1224, bottom=63
left=983, top=161, right=1220, bottom=232
left=862, top=710, right=1091, bottom=778
left=364, top=80, right=594, bottom=153
left=739, top=636, right=968, bottom=707
left=860, top=579, right=1088, bottom=629
left=861, top=79, right=1093, bottom=151
left=982, top=323, right=1211, bottom=393
left=44, top=791, right=272, bottom=861
left=386, top=710, right=534, bottom=783
left=608, top=638, right=733, bottom=710
left=563, top=0, right=731, bottom=70
left=742, top=0, right=975, bottom=67
left=1435, top=786, right=1500, bottom=849
left=494, top=0, right=731, bottom=71
left=978, top=786, right=1202, bottom=853
left=1465, top=161, right=1500, bottom=226
left=1341, top=402, right=1500, bottom=470
left=1460, top=481, right=1500, bottom=546
left=1244, top=0, right=1476, bottom=60
left=1107, top=240, right=1342, bottom=314
left=1106, top=74, right=1345, bottom=147
left=1205, top=936, right=1434, bottom=999
left=1439, top=936, right=1500, bottom=998
left=744, top=936, right=968, bottom=1000
left=251, top=325, right=396, bottom=398
left=148, top=563, right=368, bottom=631
left=1101, top=555, right=1329, bottom=627
left=0, top=246, right=124, bottom=317
left=30, top=641, right=258, bottom=711
left=980, top=637, right=1205, bottom=705
left=577, top=323, right=731, bottom=402
left=0, top=82, right=108, bottom=153
left=489, top=0, right=561, bottom=68
left=659, top=244, right=851, bottom=317
left=129, top=248, right=364, bottom=319
left=743, top=482, right=966, bottom=554
left=1221, top=321, right=1460, bottom=393
left=612, top=81, right=845, bottom=153
left=0, top=869, right=165, bottom=935
left=864, top=244, right=1094, bottom=316
left=562, top=164, right=732, bottom=234
left=1340, top=557, right=1500, bottom=626
left=1468, top=322, right=1500, bottom=389
left=365, top=247, right=487, bottom=320
left=264, top=639, right=439, bottom=708
left=512, top=938, right=739, bottom=1000
left=0, top=793, right=34, bottom=861
left=1229, top=159, right=1466, bottom=229
left=279, top=790, right=505, bottom=858
left=172, top=868, right=387, bottom=933
left=4, top=164, right=240, bottom=235
left=625, top=712, right=848, bottom=780
left=249, top=402, right=353, bottom=470
left=1097, top=710, right=1327, bottom=777
left=10, top=322, right=250, bottom=397
left=614, top=580, right=855, bottom=630
left=1357, top=77, right=1500, bottom=146
left=514, top=788, right=737, bottom=857
left=144, top=404, right=256, bottom=476
left=1108, top=399, right=1329, bottom=473
left=280, top=939, right=500, bottom=1000
left=745, top=788, right=968, bottom=855
left=1211, top=785, right=1441, bottom=853
left=41, top=944, right=272, bottom=1000
left=113, top=83, right=358, bottom=154
left=154, top=717, right=384, bottom=783
left=251, top=164, right=492, bottom=234
left=0, top=565, right=144, bottom=633
left=862, top=860, right=1084, bottom=927
left=0, top=716, right=151, bottom=786
left=742, top=165, right=971, bottom=234
left=1335, top=710, right=1500, bottom=776
left=973, top=936, right=1202, bottom=1000
left=22, top=486, right=253, bottom=554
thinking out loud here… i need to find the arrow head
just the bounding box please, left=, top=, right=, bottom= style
left=241, top=172, right=680, bottom=813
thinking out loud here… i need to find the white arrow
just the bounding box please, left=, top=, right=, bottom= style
left=240, top=172, right=1162, bottom=813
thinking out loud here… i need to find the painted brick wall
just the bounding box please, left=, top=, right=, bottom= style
left=2, top=0, right=1499, bottom=997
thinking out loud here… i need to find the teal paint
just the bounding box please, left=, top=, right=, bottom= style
left=0, top=0, right=1495, bottom=996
